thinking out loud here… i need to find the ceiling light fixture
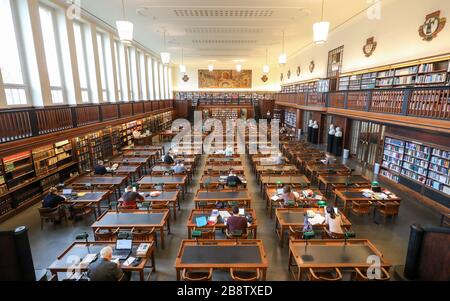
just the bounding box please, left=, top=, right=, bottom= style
left=313, top=0, right=330, bottom=44
left=160, top=30, right=171, bottom=65
left=116, top=0, right=133, bottom=43
left=236, top=64, right=242, bottom=72
left=278, top=30, right=287, bottom=65
left=208, top=64, right=214, bottom=72
left=179, top=48, right=186, bottom=73
left=263, top=48, right=270, bottom=74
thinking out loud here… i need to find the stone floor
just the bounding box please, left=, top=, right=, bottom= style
left=0, top=142, right=442, bottom=281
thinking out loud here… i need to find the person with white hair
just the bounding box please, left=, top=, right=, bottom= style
left=87, top=246, right=125, bottom=281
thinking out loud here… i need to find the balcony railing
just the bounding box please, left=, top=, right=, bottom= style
left=0, top=99, right=174, bottom=144
left=275, top=86, right=450, bottom=120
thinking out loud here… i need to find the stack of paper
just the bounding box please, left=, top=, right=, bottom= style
left=219, top=211, right=231, bottom=219
left=123, top=257, right=135, bottom=267
left=271, top=195, right=280, bottom=201
left=308, top=214, right=325, bottom=225
left=306, top=210, right=316, bottom=218
left=81, top=254, right=97, bottom=265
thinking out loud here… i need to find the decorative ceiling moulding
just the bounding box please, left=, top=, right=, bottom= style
left=418, top=10, right=446, bottom=41
left=363, top=37, right=377, bottom=57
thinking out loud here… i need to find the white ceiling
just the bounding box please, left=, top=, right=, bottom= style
left=77, top=0, right=378, bottom=68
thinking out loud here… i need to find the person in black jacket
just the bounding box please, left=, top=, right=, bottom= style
left=226, top=170, right=242, bottom=187
left=94, top=160, right=107, bottom=175
left=87, top=246, right=125, bottom=281
left=163, top=153, right=174, bottom=164
left=42, top=187, right=66, bottom=209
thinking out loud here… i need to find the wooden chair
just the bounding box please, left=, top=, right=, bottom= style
left=151, top=200, right=170, bottom=210
left=192, top=227, right=216, bottom=239
left=94, top=227, right=119, bottom=241
left=151, top=171, right=165, bottom=176
left=164, top=183, right=180, bottom=190
left=288, top=226, right=303, bottom=240
left=307, top=268, right=343, bottom=281
left=230, top=268, right=261, bottom=281
left=352, top=267, right=391, bottom=281
left=71, top=202, right=96, bottom=220
left=351, top=200, right=372, bottom=217
left=323, top=228, right=345, bottom=239
left=181, top=268, right=213, bottom=281
left=131, top=227, right=157, bottom=245
left=375, top=201, right=400, bottom=223
left=225, top=229, right=249, bottom=239
left=38, top=206, right=67, bottom=230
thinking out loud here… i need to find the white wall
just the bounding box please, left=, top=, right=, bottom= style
left=172, top=65, right=281, bottom=92
left=172, top=0, right=450, bottom=91
left=282, top=0, right=450, bottom=85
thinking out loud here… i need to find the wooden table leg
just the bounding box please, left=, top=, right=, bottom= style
left=176, top=268, right=181, bottom=281
left=172, top=203, right=177, bottom=220
left=160, top=228, right=165, bottom=249
left=139, top=270, right=144, bottom=281
left=262, top=268, right=267, bottom=281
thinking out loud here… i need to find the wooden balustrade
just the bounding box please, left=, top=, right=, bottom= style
left=370, top=90, right=404, bottom=114
left=0, top=100, right=174, bottom=144
left=0, top=110, right=32, bottom=143
left=307, top=92, right=325, bottom=106
left=119, top=103, right=132, bottom=117
left=75, top=105, right=100, bottom=126
left=347, top=91, right=368, bottom=111
left=274, top=86, right=450, bottom=121
left=329, top=92, right=345, bottom=108
left=101, top=104, right=119, bottom=120
left=36, top=107, right=73, bottom=135
left=408, top=88, right=450, bottom=119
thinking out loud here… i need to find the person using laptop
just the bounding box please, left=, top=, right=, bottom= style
left=226, top=206, right=248, bottom=234
left=226, top=170, right=242, bottom=187
left=325, top=206, right=344, bottom=235
left=120, top=186, right=144, bottom=209
left=94, top=160, right=107, bottom=175
left=87, top=246, right=125, bottom=281
left=42, top=187, right=66, bottom=209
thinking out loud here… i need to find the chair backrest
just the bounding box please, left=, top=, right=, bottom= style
left=94, top=228, right=119, bottom=241
left=38, top=206, right=60, bottom=218
left=309, top=268, right=343, bottom=281
left=230, top=268, right=260, bottom=281
left=381, top=201, right=400, bottom=215
left=131, top=228, right=155, bottom=241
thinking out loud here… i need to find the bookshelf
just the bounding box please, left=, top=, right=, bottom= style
left=281, top=79, right=329, bottom=93
left=74, top=136, right=91, bottom=172
left=284, top=110, right=297, bottom=129
left=338, top=58, right=450, bottom=91
left=0, top=161, right=7, bottom=195
left=3, top=151, right=35, bottom=188
left=210, top=108, right=239, bottom=120
left=175, top=91, right=274, bottom=105
left=380, top=136, right=450, bottom=207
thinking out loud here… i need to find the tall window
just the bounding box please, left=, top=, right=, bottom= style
left=39, top=5, right=64, bottom=104
left=159, top=63, right=164, bottom=100
left=139, top=52, right=147, bottom=100
left=0, top=0, right=28, bottom=105
left=147, top=57, right=154, bottom=100
left=96, top=33, right=108, bottom=101
left=153, top=60, right=159, bottom=99
left=115, top=41, right=128, bottom=101
left=114, top=41, right=122, bottom=101
left=73, top=21, right=90, bottom=102
left=127, top=47, right=138, bottom=100
left=163, top=66, right=169, bottom=99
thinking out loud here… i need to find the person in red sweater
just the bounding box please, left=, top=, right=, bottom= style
left=226, top=206, right=248, bottom=234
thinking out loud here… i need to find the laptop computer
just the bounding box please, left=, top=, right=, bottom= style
left=276, top=188, right=284, bottom=195
left=62, top=189, right=72, bottom=196
left=113, top=239, right=132, bottom=260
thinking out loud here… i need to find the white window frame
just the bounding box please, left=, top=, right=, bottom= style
left=96, top=31, right=109, bottom=102
left=73, top=20, right=91, bottom=103
left=1, top=0, right=30, bottom=107
left=39, top=3, right=66, bottom=104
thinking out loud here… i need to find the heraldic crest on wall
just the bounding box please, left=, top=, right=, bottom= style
left=418, top=10, right=446, bottom=41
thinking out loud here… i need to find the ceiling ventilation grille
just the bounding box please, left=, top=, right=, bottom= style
left=192, top=39, right=257, bottom=44
left=185, top=27, right=264, bottom=34
left=174, top=9, right=274, bottom=18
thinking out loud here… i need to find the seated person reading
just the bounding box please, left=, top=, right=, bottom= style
left=87, top=246, right=125, bottom=281
left=325, top=206, right=344, bottom=234
left=226, top=171, right=242, bottom=187
left=94, top=160, right=107, bottom=175
left=226, top=206, right=248, bottom=234
left=280, top=185, right=297, bottom=207
left=120, top=186, right=144, bottom=209
left=274, top=153, right=284, bottom=165
left=42, top=187, right=66, bottom=209
left=163, top=153, right=175, bottom=164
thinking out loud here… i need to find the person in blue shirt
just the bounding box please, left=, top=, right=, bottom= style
left=94, top=160, right=107, bottom=175
left=42, top=187, right=66, bottom=209
left=226, top=170, right=242, bottom=187
left=172, top=161, right=186, bottom=174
